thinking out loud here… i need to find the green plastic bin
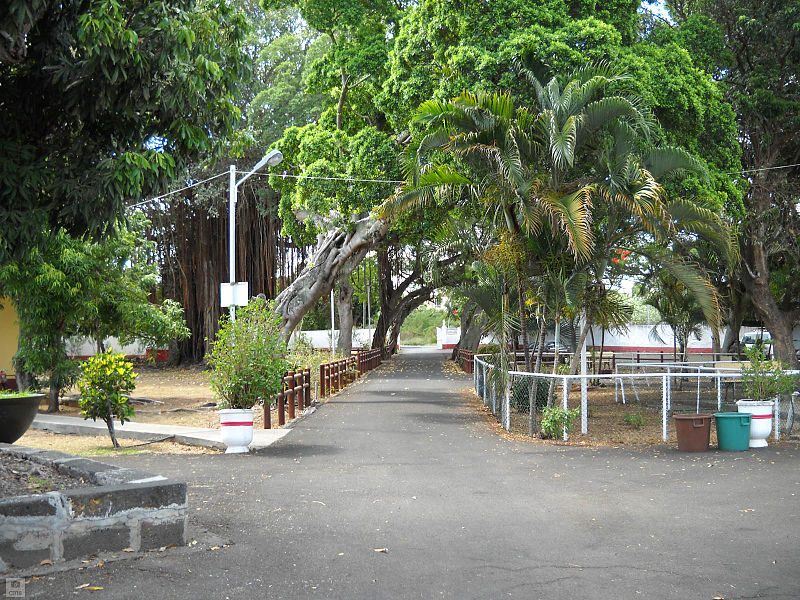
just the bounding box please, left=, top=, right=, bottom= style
left=714, top=412, right=752, bottom=451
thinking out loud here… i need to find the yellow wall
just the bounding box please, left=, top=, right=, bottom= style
left=0, top=298, right=19, bottom=374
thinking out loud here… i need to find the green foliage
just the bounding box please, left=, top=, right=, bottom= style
left=0, top=0, right=250, bottom=263
left=207, top=299, right=289, bottom=409
left=477, top=344, right=501, bottom=355
left=0, top=219, right=190, bottom=408
left=741, top=345, right=798, bottom=402
left=623, top=412, right=644, bottom=428
left=540, top=405, right=580, bottom=439
left=511, top=378, right=549, bottom=413
left=78, top=351, right=137, bottom=447
left=399, top=307, right=448, bottom=346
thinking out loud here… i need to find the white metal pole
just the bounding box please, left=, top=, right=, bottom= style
left=228, top=165, right=237, bottom=321
left=330, top=288, right=336, bottom=357
left=504, top=377, right=511, bottom=431
left=662, top=375, right=668, bottom=442
left=580, top=324, right=588, bottom=435
left=562, top=376, right=569, bottom=441
left=367, top=258, right=371, bottom=335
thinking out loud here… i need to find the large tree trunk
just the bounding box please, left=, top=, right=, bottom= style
left=740, top=184, right=799, bottom=368
left=452, top=301, right=487, bottom=359
left=722, top=288, right=749, bottom=354
left=275, top=216, right=390, bottom=340
left=335, top=276, right=355, bottom=356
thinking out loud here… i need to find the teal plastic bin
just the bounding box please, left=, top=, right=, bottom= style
left=714, top=412, right=751, bottom=451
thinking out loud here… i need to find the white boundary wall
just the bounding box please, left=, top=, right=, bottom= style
left=441, top=324, right=800, bottom=352
left=288, top=328, right=375, bottom=350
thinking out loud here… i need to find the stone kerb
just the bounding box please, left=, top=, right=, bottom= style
left=0, top=445, right=186, bottom=572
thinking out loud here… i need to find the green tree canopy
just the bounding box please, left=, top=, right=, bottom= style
left=0, top=0, right=250, bottom=263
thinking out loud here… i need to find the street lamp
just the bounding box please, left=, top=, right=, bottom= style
left=221, top=149, right=283, bottom=319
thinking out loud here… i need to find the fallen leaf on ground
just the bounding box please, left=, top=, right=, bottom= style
left=40, top=558, right=52, bottom=566
left=75, top=584, right=89, bottom=589
left=373, top=548, right=388, bottom=553
left=122, top=548, right=135, bottom=552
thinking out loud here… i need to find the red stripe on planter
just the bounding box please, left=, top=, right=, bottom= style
left=750, top=414, right=772, bottom=419
left=220, top=421, right=253, bottom=426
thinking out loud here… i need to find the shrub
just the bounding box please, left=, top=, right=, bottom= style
left=741, top=345, right=798, bottom=401
left=207, top=298, right=289, bottom=409
left=624, top=412, right=644, bottom=428
left=540, top=405, right=580, bottom=439
left=511, top=377, right=549, bottom=412
left=78, top=351, right=137, bottom=448
left=478, top=343, right=501, bottom=355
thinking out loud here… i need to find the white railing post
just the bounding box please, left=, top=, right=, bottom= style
left=774, top=396, right=780, bottom=441
left=580, top=345, right=588, bottom=434
left=662, top=375, right=668, bottom=442
left=562, top=377, right=569, bottom=441
left=716, top=375, right=722, bottom=411
left=504, top=376, right=511, bottom=431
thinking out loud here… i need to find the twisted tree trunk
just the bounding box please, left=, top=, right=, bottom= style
left=335, top=276, right=355, bottom=356
left=275, top=216, right=390, bottom=340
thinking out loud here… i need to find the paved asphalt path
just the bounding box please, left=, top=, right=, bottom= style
left=23, top=349, right=800, bottom=599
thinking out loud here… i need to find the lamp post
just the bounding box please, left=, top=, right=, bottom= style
left=222, top=149, right=283, bottom=319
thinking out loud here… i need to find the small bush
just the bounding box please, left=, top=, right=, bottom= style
left=540, top=405, right=580, bottom=439
left=78, top=351, right=137, bottom=448
left=478, top=343, right=501, bottom=354
left=207, top=298, right=289, bottom=409
left=624, top=412, right=644, bottom=428
left=511, top=378, right=549, bottom=412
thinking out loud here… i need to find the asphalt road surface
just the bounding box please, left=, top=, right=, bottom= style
left=20, top=348, right=800, bottom=599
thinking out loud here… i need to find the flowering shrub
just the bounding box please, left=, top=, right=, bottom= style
left=78, top=351, right=137, bottom=448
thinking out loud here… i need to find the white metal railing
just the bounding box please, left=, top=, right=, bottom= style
left=473, top=355, right=798, bottom=442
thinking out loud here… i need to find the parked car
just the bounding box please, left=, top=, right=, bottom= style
left=528, top=341, right=571, bottom=353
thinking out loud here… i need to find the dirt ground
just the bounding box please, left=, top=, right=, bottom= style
left=27, top=361, right=799, bottom=453
left=16, top=430, right=220, bottom=456
left=51, top=365, right=276, bottom=429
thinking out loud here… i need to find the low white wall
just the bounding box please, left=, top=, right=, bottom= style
left=289, top=328, right=375, bottom=350
left=441, top=325, right=800, bottom=352
left=66, top=337, right=149, bottom=357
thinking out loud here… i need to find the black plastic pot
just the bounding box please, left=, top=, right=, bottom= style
left=0, top=394, right=45, bottom=443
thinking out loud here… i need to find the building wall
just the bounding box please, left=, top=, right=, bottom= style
left=0, top=299, right=18, bottom=373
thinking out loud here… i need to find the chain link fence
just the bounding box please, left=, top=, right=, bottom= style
left=473, top=355, right=799, bottom=442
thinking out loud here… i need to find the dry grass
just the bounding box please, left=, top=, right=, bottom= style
left=464, top=378, right=800, bottom=449
left=16, top=430, right=219, bottom=456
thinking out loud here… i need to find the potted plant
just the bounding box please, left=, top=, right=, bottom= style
left=207, top=298, right=288, bottom=453
left=0, top=390, right=46, bottom=444
left=737, top=345, right=798, bottom=448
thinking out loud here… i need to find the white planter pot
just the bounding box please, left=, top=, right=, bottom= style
left=736, top=399, right=775, bottom=448
left=219, top=408, right=255, bottom=454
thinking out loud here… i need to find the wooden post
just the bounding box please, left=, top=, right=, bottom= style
left=264, top=400, right=271, bottom=429
left=286, top=372, right=296, bottom=420
left=304, top=368, right=311, bottom=407
left=277, top=391, right=285, bottom=426
left=320, top=363, right=327, bottom=398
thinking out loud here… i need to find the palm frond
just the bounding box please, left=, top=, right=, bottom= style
left=644, top=146, right=709, bottom=180
left=538, top=186, right=594, bottom=261
left=639, top=250, right=722, bottom=328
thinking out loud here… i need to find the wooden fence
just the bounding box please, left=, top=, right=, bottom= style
left=265, top=347, right=390, bottom=429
